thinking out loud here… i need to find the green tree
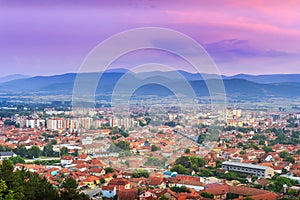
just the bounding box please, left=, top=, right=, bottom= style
left=144, top=157, right=166, bottom=167
left=60, top=177, right=89, bottom=200
left=170, top=186, right=190, bottom=193
left=171, top=164, right=189, bottom=175
left=13, top=145, right=28, bottom=158
left=288, top=188, right=297, bottom=196
left=269, top=176, right=297, bottom=193
left=151, top=145, right=161, bottom=152
left=27, top=146, right=41, bottom=159
left=132, top=169, right=149, bottom=178
left=200, top=192, right=214, bottom=199
left=50, top=139, right=57, bottom=145
left=158, top=194, right=168, bottom=200
left=279, top=151, right=289, bottom=159
left=74, top=149, right=79, bottom=157
left=184, top=148, right=190, bottom=154
left=216, top=160, right=222, bottom=168
left=0, top=160, right=14, bottom=188
left=60, top=147, right=69, bottom=156
left=0, top=179, right=18, bottom=200
left=285, top=156, right=295, bottom=164
left=105, top=167, right=114, bottom=174
left=9, top=156, right=25, bottom=164
left=115, top=141, right=130, bottom=151
left=42, top=144, right=55, bottom=157
left=100, top=178, right=105, bottom=184
left=199, top=169, right=213, bottom=177
left=263, top=146, right=273, bottom=153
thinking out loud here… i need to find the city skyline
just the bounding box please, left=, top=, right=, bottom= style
left=1, top=0, right=300, bottom=76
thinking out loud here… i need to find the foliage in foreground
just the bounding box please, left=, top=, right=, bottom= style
left=0, top=160, right=89, bottom=200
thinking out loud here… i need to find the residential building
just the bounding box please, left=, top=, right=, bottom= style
left=222, top=161, right=274, bottom=178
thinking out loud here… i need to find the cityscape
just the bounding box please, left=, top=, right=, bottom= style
left=1, top=1, right=300, bottom=200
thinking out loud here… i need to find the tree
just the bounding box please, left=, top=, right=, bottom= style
left=50, top=139, right=57, bottom=145
left=279, top=151, right=289, bottom=159
left=42, top=144, right=56, bottom=157
left=184, top=148, right=190, bottom=154
left=105, top=167, right=114, bottom=174
left=60, top=147, right=69, bottom=156
left=288, top=188, right=297, bottom=196
left=0, top=153, right=89, bottom=200
left=9, top=156, right=25, bottom=164
left=263, top=146, right=273, bottom=153
left=158, top=194, right=168, bottom=200
left=144, top=157, right=166, bottom=167
left=251, top=176, right=258, bottom=183
left=132, top=169, right=149, bottom=178
left=216, top=160, right=222, bottom=168
left=74, top=149, right=79, bottom=157
left=170, top=186, right=190, bottom=193
left=199, top=169, right=213, bottom=177
left=269, top=176, right=297, bottom=193
left=173, top=156, right=205, bottom=172
left=0, top=179, right=18, bottom=200
left=175, top=156, right=191, bottom=168
left=0, top=160, right=14, bottom=188
left=27, top=146, right=41, bottom=159
left=115, top=141, right=130, bottom=151
left=151, top=145, right=161, bottom=152
left=13, top=145, right=28, bottom=158
left=170, top=164, right=189, bottom=175
left=100, top=178, right=105, bottom=184
left=285, top=156, right=295, bottom=164
left=200, top=192, right=214, bottom=199
left=60, top=177, right=89, bottom=200
left=239, top=150, right=246, bottom=155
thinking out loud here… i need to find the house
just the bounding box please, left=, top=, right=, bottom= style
left=148, top=177, right=166, bottom=189
left=90, top=167, right=105, bottom=176
left=200, top=184, right=228, bottom=200
left=166, top=177, right=179, bottom=187
left=200, top=184, right=278, bottom=200
left=139, top=190, right=158, bottom=200
left=176, top=179, right=205, bottom=192
left=157, top=189, right=178, bottom=200
left=102, top=185, right=116, bottom=198
left=77, top=154, right=92, bottom=162
left=0, top=151, right=16, bottom=161
left=82, top=176, right=100, bottom=186
left=118, top=188, right=138, bottom=200
left=60, top=156, right=74, bottom=166
left=108, top=178, right=131, bottom=191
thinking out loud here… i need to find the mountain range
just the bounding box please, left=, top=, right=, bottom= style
left=0, top=74, right=31, bottom=83
left=0, top=69, right=300, bottom=100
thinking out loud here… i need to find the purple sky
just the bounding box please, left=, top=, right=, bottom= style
left=1, top=0, right=300, bottom=76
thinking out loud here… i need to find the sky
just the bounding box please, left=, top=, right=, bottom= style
left=0, top=0, right=300, bottom=76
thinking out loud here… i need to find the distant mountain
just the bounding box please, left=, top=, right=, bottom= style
left=0, top=74, right=31, bottom=83
left=226, top=74, right=300, bottom=83
left=0, top=70, right=300, bottom=100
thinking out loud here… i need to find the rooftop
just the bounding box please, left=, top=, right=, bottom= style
left=222, top=161, right=270, bottom=170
